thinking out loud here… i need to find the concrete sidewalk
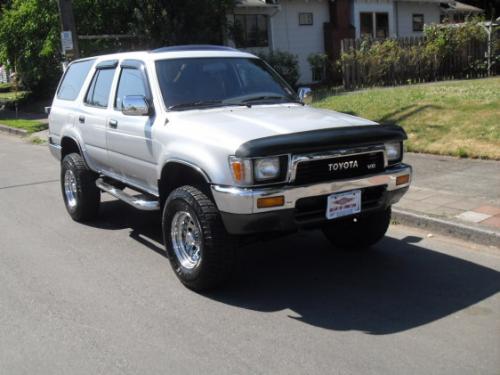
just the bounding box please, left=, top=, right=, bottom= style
left=395, top=153, right=500, bottom=244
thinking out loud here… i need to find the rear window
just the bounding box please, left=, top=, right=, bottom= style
left=57, top=59, right=95, bottom=101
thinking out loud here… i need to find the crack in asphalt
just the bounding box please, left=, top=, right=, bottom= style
left=0, top=179, right=59, bottom=190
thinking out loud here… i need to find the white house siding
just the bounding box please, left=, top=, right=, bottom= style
left=395, top=2, right=441, bottom=37
left=270, top=0, right=330, bottom=83
left=230, top=0, right=330, bottom=84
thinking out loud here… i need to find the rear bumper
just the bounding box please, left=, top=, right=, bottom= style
left=212, top=163, right=411, bottom=234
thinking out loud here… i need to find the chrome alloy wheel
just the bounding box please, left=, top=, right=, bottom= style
left=64, top=169, right=78, bottom=209
left=171, top=211, right=203, bottom=270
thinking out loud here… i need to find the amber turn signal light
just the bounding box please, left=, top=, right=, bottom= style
left=396, top=174, right=410, bottom=186
left=257, top=196, right=285, bottom=209
left=231, top=160, right=243, bottom=182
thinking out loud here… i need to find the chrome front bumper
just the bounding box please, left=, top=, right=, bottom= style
left=212, top=163, right=412, bottom=215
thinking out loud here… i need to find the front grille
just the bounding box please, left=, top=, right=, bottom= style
left=293, top=151, right=384, bottom=185
left=294, top=185, right=387, bottom=223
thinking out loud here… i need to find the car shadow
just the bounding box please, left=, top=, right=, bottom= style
left=89, top=200, right=500, bottom=335
left=87, top=200, right=165, bottom=256
left=205, top=232, right=499, bottom=335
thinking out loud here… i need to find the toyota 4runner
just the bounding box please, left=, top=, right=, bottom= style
left=48, top=45, right=412, bottom=290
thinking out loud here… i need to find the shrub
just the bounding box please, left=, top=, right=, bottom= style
left=340, top=20, right=490, bottom=88
left=307, top=53, right=330, bottom=82
left=0, top=83, right=12, bottom=93
left=256, top=50, right=300, bottom=87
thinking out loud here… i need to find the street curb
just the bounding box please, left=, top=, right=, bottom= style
left=393, top=208, right=500, bottom=247
left=0, top=123, right=28, bottom=136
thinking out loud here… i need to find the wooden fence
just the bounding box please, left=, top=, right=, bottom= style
left=340, top=37, right=493, bottom=90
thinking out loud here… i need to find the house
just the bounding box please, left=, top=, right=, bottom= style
left=227, top=0, right=467, bottom=83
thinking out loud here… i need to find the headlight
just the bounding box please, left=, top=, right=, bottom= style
left=385, top=142, right=402, bottom=163
left=254, top=157, right=280, bottom=181
left=229, top=155, right=287, bottom=185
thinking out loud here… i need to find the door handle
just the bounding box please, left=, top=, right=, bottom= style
left=109, top=119, right=118, bottom=129
left=78, top=115, right=85, bottom=124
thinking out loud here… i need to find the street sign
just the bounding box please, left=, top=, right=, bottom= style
left=61, top=31, right=74, bottom=53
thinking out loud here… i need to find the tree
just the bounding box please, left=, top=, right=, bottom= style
left=130, top=0, right=236, bottom=48
left=0, top=0, right=60, bottom=94
left=0, top=0, right=238, bottom=95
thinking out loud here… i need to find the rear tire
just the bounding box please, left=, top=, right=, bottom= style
left=162, top=185, right=236, bottom=291
left=322, top=207, right=391, bottom=250
left=61, top=153, right=100, bottom=222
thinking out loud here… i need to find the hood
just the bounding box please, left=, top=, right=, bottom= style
left=169, top=104, right=378, bottom=153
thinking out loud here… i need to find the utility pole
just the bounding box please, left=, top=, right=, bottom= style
left=57, top=0, right=79, bottom=61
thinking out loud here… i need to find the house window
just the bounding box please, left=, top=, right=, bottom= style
left=360, top=12, right=389, bottom=38
left=360, top=13, right=373, bottom=38
left=299, top=12, right=313, bottom=26
left=412, top=14, right=424, bottom=32
left=234, top=14, right=269, bottom=48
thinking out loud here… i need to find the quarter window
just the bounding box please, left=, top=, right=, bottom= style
left=233, top=14, right=269, bottom=48
left=114, top=68, right=148, bottom=109
left=412, top=14, right=424, bottom=32
left=84, top=68, right=115, bottom=108
left=57, top=59, right=95, bottom=101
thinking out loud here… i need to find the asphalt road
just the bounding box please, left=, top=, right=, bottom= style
left=1, top=133, right=499, bottom=375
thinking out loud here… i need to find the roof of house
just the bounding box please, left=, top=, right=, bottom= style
left=441, top=1, right=484, bottom=13
left=235, top=0, right=278, bottom=7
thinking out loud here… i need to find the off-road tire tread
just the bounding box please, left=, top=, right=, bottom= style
left=163, top=185, right=236, bottom=291
left=61, top=153, right=100, bottom=222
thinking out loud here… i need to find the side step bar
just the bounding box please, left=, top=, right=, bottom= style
left=96, top=178, right=160, bottom=211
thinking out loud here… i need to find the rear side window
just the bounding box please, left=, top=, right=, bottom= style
left=115, top=68, right=147, bottom=109
left=57, top=59, right=95, bottom=101
left=84, top=68, right=116, bottom=108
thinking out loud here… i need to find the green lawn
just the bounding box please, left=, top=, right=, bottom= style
left=314, top=77, right=500, bottom=159
left=0, top=118, right=47, bottom=133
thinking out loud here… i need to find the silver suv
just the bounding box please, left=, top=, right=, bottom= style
left=48, top=45, right=412, bottom=290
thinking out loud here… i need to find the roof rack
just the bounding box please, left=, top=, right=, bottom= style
left=151, top=45, right=238, bottom=53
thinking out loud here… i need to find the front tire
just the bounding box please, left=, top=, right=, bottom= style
left=61, top=153, right=100, bottom=222
left=162, top=186, right=236, bottom=291
left=322, top=207, right=391, bottom=250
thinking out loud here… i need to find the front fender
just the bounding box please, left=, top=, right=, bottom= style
left=156, top=140, right=233, bottom=186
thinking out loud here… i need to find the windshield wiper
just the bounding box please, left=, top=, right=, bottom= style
left=240, top=95, right=303, bottom=105
left=168, top=100, right=224, bottom=111
left=168, top=100, right=248, bottom=111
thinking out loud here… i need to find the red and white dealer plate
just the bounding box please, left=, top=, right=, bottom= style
left=326, top=190, right=361, bottom=220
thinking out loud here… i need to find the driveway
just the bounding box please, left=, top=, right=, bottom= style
left=0, top=134, right=499, bottom=374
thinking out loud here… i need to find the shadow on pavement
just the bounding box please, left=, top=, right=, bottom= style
left=88, top=200, right=164, bottom=254
left=91, top=200, right=500, bottom=335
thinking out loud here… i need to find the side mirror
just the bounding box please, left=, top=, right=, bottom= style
left=298, top=87, right=313, bottom=105
left=122, top=95, right=152, bottom=116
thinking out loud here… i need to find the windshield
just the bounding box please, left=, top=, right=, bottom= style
left=155, top=57, right=299, bottom=110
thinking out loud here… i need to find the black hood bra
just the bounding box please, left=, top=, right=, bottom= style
left=235, top=124, right=407, bottom=158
